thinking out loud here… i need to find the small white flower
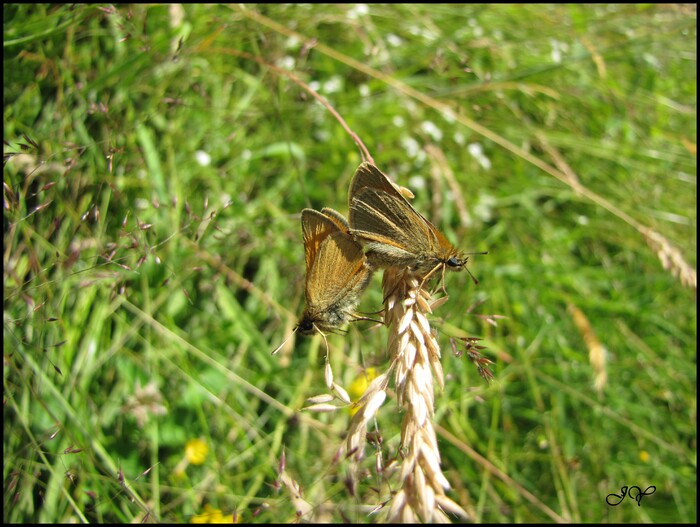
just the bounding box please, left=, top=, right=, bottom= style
left=401, top=136, right=420, bottom=158
left=550, top=39, right=567, bottom=64
left=420, top=121, right=443, bottom=142
left=551, top=47, right=561, bottom=63
left=643, top=53, right=660, bottom=68
left=277, top=55, right=295, bottom=70
left=473, top=192, right=496, bottom=223
left=386, top=33, right=402, bottom=47
left=407, top=175, right=426, bottom=191
left=468, top=18, right=484, bottom=38
left=467, top=142, right=491, bottom=170
left=284, top=35, right=300, bottom=49
left=313, top=129, right=331, bottom=142
left=467, top=142, right=483, bottom=157
left=195, top=150, right=211, bottom=167
left=322, top=76, right=343, bottom=94
left=441, top=108, right=456, bottom=123
left=348, top=3, right=369, bottom=19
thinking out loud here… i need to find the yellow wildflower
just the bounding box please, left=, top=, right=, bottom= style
left=185, top=438, right=209, bottom=465
left=191, top=504, right=238, bottom=523
left=348, top=367, right=379, bottom=416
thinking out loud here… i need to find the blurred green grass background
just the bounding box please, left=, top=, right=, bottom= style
left=3, top=4, right=696, bottom=523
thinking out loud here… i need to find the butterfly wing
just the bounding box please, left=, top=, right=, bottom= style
left=350, top=187, right=432, bottom=250
left=320, top=207, right=350, bottom=230
left=349, top=162, right=410, bottom=207
left=301, top=208, right=344, bottom=276
left=349, top=163, right=439, bottom=253
left=305, top=230, right=371, bottom=311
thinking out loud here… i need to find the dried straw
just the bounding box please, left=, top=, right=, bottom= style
left=342, top=267, right=469, bottom=522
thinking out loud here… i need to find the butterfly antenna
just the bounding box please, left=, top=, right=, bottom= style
left=271, top=325, right=299, bottom=355
left=465, top=264, right=479, bottom=285
left=463, top=251, right=487, bottom=285
left=317, top=326, right=330, bottom=360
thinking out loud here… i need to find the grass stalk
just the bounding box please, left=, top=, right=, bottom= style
left=382, top=268, right=468, bottom=522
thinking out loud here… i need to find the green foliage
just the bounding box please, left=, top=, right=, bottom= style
left=4, top=4, right=696, bottom=523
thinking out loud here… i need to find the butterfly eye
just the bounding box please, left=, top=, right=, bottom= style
left=446, top=257, right=463, bottom=268
left=297, top=319, right=315, bottom=335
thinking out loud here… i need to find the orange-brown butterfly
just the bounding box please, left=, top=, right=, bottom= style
left=348, top=162, right=482, bottom=286
left=272, top=208, right=374, bottom=354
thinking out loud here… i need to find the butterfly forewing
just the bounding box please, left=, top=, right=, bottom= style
left=306, top=230, right=370, bottom=307
left=351, top=187, right=431, bottom=251
left=275, top=206, right=377, bottom=351
left=349, top=162, right=407, bottom=202
left=301, top=209, right=342, bottom=276
left=298, top=207, right=373, bottom=334
left=348, top=162, right=465, bottom=275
